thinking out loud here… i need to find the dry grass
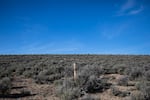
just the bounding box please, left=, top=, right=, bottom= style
left=0, top=55, right=150, bottom=100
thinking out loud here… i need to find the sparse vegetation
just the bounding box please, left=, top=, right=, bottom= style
left=55, top=78, right=81, bottom=100
left=82, top=75, right=111, bottom=93
left=129, top=67, right=144, bottom=80
left=135, top=80, right=150, bottom=100
left=117, top=76, right=128, bottom=86
left=0, top=77, right=12, bottom=95
left=144, top=70, right=150, bottom=81
left=0, top=55, right=150, bottom=99
left=81, top=94, right=100, bottom=100
left=130, top=92, right=145, bottom=100
left=111, top=86, right=130, bottom=97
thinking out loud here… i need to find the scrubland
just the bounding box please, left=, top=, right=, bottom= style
left=0, top=55, right=150, bottom=100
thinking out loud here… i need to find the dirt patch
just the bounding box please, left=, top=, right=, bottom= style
left=0, top=76, right=59, bottom=100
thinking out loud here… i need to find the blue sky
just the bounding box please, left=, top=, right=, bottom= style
left=0, top=0, right=150, bottom=54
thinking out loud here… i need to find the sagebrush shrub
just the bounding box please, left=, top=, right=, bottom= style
left=23, top=71, right=33, bottom=78
left=136, top=81, right=150, bottom=100
left=83, top=75, right=111, bottom=93
left=111, top=86, right=130, bottom=97
left=144, top=70, right=150, bottom=81
left=117, top=76, right=128, bottom=86
left=81, top=94, right=100, bottom=100
left=130, top=92, right=145, bottom=100
left=55, top=78, right=81, bottom=100
left=34, top=70, right=48, bottom=84
left=133, top=80, right=150, bottom=100
left=129, top=67, right=143, bottom=80
left=111, top=86, right=121, bottom=96
left=112, top=64, right=126, bottom=74
left=55, top=65, right=111, bottom=99
left=0, top=77, right=12, bottom=95
left=77, top=65, right=103, bottom=87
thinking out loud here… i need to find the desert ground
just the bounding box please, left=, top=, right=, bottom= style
left=0, top=55, right=150, bottom=100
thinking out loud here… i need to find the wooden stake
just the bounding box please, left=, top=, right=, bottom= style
left=73, top=63, right=77, bottom=81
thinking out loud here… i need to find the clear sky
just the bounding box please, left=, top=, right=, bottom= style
left=0, top=0, right=150, bottom=54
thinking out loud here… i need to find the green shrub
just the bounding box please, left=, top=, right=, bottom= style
left=117, top=76, right=128, bottom=86
left=55, top=66, right=110, bottom=99
left=136, top=81, right=150, bottom=100
left=144, top=70, right=150, bottom=81
left=112, top=64, right=126, bottom=74
left=63, top=66, right=74, bottom=77
left=111, top=86, right=130, bottom=97
left=34, top=70, right=48, bottom=84
left=55, top=78, right=81, bottom=100
left=142, top=87, right=150, bottom=100
left=54, top=79, right=64, bottom=86
left=47, top=74, right=63, bottom=83
left=15, top=66, right=25, bottom=75
left=0, top=77, right=12, bottom=95
left=129, top=67, right=143, bottom=80
left=62, top=87, right=81, bottom=100
left=55, top=66, right=111, bottom=99
left=83, top=75, right=110, bottom=93
left=23, top=71, right=34, bottom=78
left=130, top=93, right=145, bottom=100
left=77, top=65, right=103, bottom=87
left=34, top=68, right=61, bottom=84
left=111, top=86, right=121, bottom=96
left=101, top=66, right=114, bottom=74
left=81, top=94, right=100, bottom=100
left=46, top=66, right=60, bottom=75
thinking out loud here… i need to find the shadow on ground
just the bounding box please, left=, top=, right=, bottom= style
left=0, top=93, right=36, bottom=98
